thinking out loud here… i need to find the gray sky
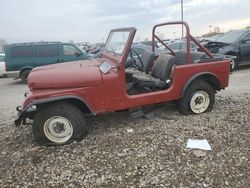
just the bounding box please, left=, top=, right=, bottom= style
left=0, top=0, right=250, bottom=43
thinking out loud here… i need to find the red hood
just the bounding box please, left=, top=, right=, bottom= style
left=28, top=59, right=103, bottom=89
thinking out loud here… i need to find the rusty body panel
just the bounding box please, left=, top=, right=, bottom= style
left=23, top=58, right=230, bottom=115
left=29, top=60, right=103, bottom=89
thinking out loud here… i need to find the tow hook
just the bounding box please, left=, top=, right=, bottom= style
left=16, top=106, right=22, bottom=112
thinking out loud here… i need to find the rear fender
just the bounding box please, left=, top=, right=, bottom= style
left=181, top=72, right=222, bottom=97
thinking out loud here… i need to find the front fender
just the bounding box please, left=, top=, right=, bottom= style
left=14, top=95, right=95, bottom=126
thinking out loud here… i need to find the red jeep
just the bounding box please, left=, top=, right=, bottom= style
left=15, top=21, right=230, bottom=145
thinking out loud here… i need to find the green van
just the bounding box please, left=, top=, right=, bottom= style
left=5, top=42, right=91, bottom=83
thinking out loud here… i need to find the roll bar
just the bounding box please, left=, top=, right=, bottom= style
left=152, top=21, right=213, bottom=64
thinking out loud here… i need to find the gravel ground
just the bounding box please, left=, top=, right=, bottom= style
left=0, top=68, right=249, bottom=187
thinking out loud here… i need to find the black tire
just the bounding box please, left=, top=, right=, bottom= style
left=20, top=70, right=31, bottom=84
left=178, top=80, right=215, bottom=115
left=33, top=102, right=87, bottom=145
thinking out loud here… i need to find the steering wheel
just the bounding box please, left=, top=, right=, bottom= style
left=128, top=48, right=144, bottom=71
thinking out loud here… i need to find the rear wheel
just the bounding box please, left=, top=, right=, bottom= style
left=178, top=80, right=215, bottom=115
left=33, top=102, right=87, bottom=145
left=20, top=70, right=31, bottom=84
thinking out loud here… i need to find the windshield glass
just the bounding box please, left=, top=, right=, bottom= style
left=216, top=30, right=246, bottom=44
left=105, top=31, right=130, bottom=55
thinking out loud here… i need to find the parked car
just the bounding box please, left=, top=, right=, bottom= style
left=132, top=44, right=167, bottom=56
left=168, top=40, right=198, bottom=52
left=0, top=53, right=7, bottom=78
left=15, top=21, right=230, bottom=146
left=75, top=42, right=90, bottom=52
left=139, top=40, right=159, bottom=47
left=86, top=43, right=105, bottom=55
left=198, top=34, right=224, bottom=46
left=5, top=42, right=91, bottom=83
left=204, top=29, right=250, bottom=70
left=196, top=37, right=209, bottom=43
left=206, top=34, right=224, bottom=42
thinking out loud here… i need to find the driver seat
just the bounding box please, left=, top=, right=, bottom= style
left=125, top=50, right=155, bottom=75
left=131, top=54, right=176, bottom=89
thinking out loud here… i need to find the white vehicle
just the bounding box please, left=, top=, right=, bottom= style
left=0, top=53, right=6, bottom=78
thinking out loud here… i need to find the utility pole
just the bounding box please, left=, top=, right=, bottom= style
left=181, top=0, right=184, bottom=38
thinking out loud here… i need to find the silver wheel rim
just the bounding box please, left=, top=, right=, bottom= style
left=190, top=91, right=210, bottom=114
left=43, top=116, right=73, bottom=143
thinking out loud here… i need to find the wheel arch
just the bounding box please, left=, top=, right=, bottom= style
left=19, top=66, right=33, bottom=77
left=25, top=95, right=96, bottom=119
left=181, top=72, right=222, bottom=97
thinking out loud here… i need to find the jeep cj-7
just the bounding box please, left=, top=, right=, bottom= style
left=15, top=21, right=230, bottom=145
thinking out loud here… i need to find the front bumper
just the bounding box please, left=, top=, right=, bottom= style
left=14, top=105, right=37, bottom=126
left=14, top=110, right=25, bottom=126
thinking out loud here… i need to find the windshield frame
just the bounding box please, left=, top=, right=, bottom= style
left=104, top=28, right=135, bottom=56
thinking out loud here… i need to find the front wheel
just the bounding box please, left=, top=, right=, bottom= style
left=178, top=80, right=215, bottom=115
left=33, top=102, right=87, bottom=145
